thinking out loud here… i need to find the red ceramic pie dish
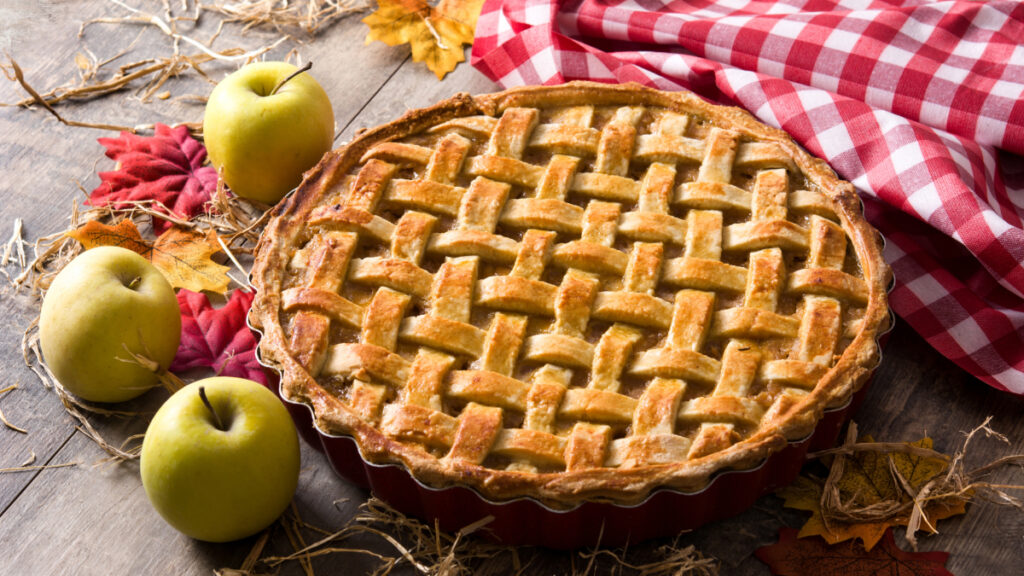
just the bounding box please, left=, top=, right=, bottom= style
left=253, top=325, right=889, bottom=549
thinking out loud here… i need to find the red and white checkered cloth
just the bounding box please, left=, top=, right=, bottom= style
left=470, top=0, right=1024, bottom=394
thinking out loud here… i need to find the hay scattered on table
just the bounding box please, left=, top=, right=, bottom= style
left=220, top=497, right=718, bottom=576
left=2, top=0, right=366, bottom=134
left=1, top=219, right=29, bottom=282
left=0, top=451, right=80, bottom=474
left=200, top=0, right=370, bottom=36
left=578, top=539, right=719, bottom=576
left=2, top=57, right=137, bottom=132
left=0, top=383, right=28, bottom=434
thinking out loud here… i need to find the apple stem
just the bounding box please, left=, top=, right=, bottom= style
left=198, top=386, right=226, bottom=431
left=270, top=61, right=313, bottom=96
left=128, top=276, right=141, bottom=290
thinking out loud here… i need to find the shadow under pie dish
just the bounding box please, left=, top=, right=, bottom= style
left=249, top=81, right=892, bottom=546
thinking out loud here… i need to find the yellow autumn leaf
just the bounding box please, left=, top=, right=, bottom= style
left=363, top=0, right=484, bottom=80
left=150, top=226, right=231, bottom=294
left=779, top=435, right=967, bottom=551
left=66, top=220, right=231, bottom=294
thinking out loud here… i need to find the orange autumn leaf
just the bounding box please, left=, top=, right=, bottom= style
left=66, top=218, right=151, bottom=253
left=779, top=436, right=967, bottom=551
left=67, top=220, right=230, bottom=294
left=363, top=0, right=484, bottom=80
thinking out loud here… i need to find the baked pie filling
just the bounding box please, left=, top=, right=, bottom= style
left=251, top=82, right=890, bottom=508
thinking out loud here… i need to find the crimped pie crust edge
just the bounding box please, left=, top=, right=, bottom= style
left=250, top=81, right=892, bottom=508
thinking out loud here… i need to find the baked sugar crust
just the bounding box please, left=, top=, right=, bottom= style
left=250, top=82, right=891, bottom=508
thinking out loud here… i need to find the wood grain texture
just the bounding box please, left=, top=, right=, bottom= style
left=0, top=287, right=75, bottom=514
left=1, top=2, right=1023, bottom=575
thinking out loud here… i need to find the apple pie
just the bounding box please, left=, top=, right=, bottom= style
left=250, top=82, right=890, bottom=509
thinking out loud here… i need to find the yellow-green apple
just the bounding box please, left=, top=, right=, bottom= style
left=140, top=377, right=300, bottom=542
left=203, top=61, right=334, bottom=204
left=38, top=246, right=181, bottom=403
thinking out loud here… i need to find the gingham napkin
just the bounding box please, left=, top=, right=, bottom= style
left=470, top=0, right=1024, bottom=394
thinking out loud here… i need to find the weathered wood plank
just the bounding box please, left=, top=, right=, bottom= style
left=0, top=430, right=385, bottom=575
left=0, top=287, right=78, bottom=515
left=2, top=1, right=1024, bottom=575
left=0, top=0, right=111, bottom=514
left=0, top=0, right=474, bottom=572
left=0, top=0, right=406, bottom=524
left=0, top=3, right=423, bottom=574
left=336, top=52, right=501, bottom=143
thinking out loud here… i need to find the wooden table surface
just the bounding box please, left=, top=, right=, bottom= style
left=2, top=3, right=1023, bottom=574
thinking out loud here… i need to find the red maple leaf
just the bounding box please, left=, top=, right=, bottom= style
left=756, top=528, right=952, bottom=576
left=170, top=289, right=268, bottom=385
left=89, top=124, right=217, bottom=234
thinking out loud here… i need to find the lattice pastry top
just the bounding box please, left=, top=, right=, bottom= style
left=251, top=82, right=891, bottom=508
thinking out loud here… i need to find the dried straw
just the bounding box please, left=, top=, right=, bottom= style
left=206, top=177, right=275, bottom=251
left=577, top=539, right=718, bottom=576
left=1, top=0, right=317, bottom=135
left=247, top=497, right=505, bottom=575
left=11, top=199, right=91, bottom=293
left=87, top=0, right=289, bottom=64
left=2, top=56, right=136, bottom=132
left=2, top=0, right=369, bottom=122
left=220, top=496, right=719, bottom=576
left=200, top=0, right=370, bottom=36
left=1, top=218, right=29, bottom=282
left=0, top=462, right=80, bottom=474
left=0, top=384, right=28, bottom=434
left=0, top=451, right=80, bottom=474
left=215, top=530, right=273, bottom=576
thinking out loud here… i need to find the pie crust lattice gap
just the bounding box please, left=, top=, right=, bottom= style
left=251, top=82, right=890, bottom=507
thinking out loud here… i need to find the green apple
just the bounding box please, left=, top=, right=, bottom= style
left=204, top=61, right=335, bottom=204
left=140, top=377, right=300, bottom=543
left=38, top=246, right=181, bottom=403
